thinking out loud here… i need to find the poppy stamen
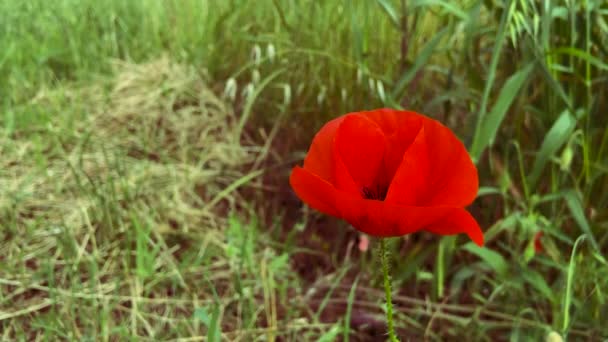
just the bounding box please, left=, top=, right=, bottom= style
left=361, top=184, right=388, bottom=201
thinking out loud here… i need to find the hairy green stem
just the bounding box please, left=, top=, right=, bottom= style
left=380, top=238, right=399, bottom=342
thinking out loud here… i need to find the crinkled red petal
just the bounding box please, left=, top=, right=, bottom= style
left=334, top=114, right=387, bottom=190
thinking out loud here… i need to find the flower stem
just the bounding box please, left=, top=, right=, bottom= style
left=380, top=238, right=399, bottom=342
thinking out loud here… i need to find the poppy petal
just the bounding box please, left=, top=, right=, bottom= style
left=421, top=119, right=478, bottom=207
left=289, top=166, right=342, bottom=218
left=302, top=116, right=345, bottom=182
left=291, top=165, right=452, bottom=238
left=331, top=148, right=361, bottom=195
left=339, top=197, right=454, bottom=237
left=334, top=114, right=387, bottom=189
left=384, top=125, right=431, bottom=205
left=359, top=108, right=400, bottom=135
left=424, top=208, right=484, bottom=246
left=361, top=109, right=424, bottom=179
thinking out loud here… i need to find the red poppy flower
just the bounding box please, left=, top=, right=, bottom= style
left=289, top=108, right=483, bottom=246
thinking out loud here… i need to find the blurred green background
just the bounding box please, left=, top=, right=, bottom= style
left=1, top=0, right=607, bottom=340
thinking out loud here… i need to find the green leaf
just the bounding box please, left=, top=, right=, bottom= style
left=204, top=169, right=264, bottom=211
left=375, top=0, right=401, bottom=29
left=195, top=305, right=221, bottom=342
left=523, top=239, right=536, bottom=264
left=450, top=267, right=477, bottom=293
left=3, top=108, right=15, bottom=136
left=533, top=49, right=573, bottom=109
left=411, top=0, right=468, bottom=20
left=313, top=266, right=350, bottom=322
left=550, top=46, right=608, bottom=71
left=194, top=307, right=211, bottom=325
left=477, top=186, right=501, bottom=197
left=318, top=323, right=342, bottom=342
left=563, top=235, right=586, bottom=332
left=470, top=62, right=534, bottom=161
left=390, top=27, right=448, bottom=101
left=208, top=304, right=221, bottom=342
left=463, top=243, right=508, bottom=276
left=131, top=214, right=158, bottom=280
left=269, top=253, right=289, bottom=273
left=236, top=68, right=285, bottom=139
left=343, top=276, right=359, bottom=342
left=562, top=189, right=598, bottom=251
left=470, top=0, right=515, bottom=161
left=522, top=269, right=554, bottom=302
left=527, top=110, right=577, bottom=189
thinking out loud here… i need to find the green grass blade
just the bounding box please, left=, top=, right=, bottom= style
left=436, top=238, right=445, bottom=298
left=563, top=189, right=598, bottom=251
left=463, top=243, right=508, bottom=276
left=236, top=68, right=285, bottom=140
left=477, top=186, right=501, bottom=197
left=318, top=323, right=342, bottom=342
left=411, top=0, right=468, bottom=20
left=533, top=49, right=574, bottom=109
left=527, top=109, right=577, bottom=189
left=313, top=266, right=350, bottom=322
left=343, top=276, right=359, bottom=342
left=470, top=62, right=535, bottom=161
left=203, top=169, right=264, bottom=212
left=521, top=269, right=554, bottom=302
left=550, top=46, right=608, bottom=71
left=562, top=235, right=586, bottom=334
left=194, top=306, right=221, bottom=342
left=390, top=27, right=448, bottom=102
left=208, top=304, right=221, bottom=342
left=470, top=0, right=515, bottom=160
left=375, top=0, right=401, bottom=29
left=131, top=213, right=156, bottom=280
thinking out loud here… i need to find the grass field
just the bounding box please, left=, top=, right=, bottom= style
left=1, top=0, right=607, bottom=341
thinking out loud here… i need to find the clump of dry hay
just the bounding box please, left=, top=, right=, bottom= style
left=100, top=57, right=248, bottom=167
left=1, top=57, right=257, bottom=238
left=88, top=57, right=257, bottom=231
left=0, top=58, right=265, bottom=338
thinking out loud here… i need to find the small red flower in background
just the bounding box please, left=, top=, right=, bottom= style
left=534, top=231, right=544, bottom=253
left=289, top=108, right=484, bottom=246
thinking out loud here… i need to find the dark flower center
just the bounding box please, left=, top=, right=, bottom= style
left=361, top=183, right=388, bottom=201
